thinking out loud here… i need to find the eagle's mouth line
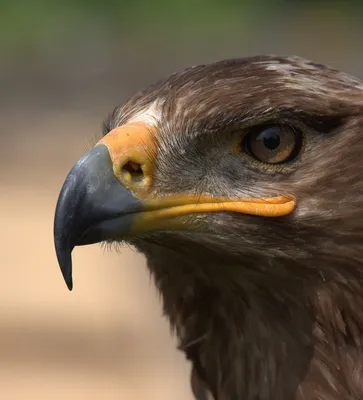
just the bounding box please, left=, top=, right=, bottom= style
left=78, top=195, right=296, bottom=243
left=136, top=194, right=297, bottom=220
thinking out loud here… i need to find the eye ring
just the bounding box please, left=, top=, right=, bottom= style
left=242, top=124, right=303, bottom=165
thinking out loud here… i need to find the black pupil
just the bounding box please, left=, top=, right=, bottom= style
left=257, top=127, right=280, bottom=150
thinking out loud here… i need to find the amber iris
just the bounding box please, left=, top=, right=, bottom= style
left=244, top=124, right=302, bottom=164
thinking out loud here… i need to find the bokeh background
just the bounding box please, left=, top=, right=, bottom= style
left=1, top=1, right=363, bottom=399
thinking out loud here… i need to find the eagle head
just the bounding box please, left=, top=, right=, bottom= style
left=54, top=56, right=363, bottom=399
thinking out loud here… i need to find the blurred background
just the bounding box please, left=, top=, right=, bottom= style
left=1, top=1, right=363, bottom=399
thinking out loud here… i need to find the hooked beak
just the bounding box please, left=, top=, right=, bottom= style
left=54, top=144, right=143, bottom=290
left=54, top=122, right=296, bottom=291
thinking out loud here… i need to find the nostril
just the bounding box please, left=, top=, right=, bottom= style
left=121, top=161, right=144, bottom=184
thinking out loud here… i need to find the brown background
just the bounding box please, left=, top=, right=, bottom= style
left=1, top=2, right=363, bottom=399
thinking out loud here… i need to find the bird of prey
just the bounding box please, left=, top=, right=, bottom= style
left=54, top=55, right=363, bottom=400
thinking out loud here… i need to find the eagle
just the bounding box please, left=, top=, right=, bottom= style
left=54, top=55, right=363, bottom=400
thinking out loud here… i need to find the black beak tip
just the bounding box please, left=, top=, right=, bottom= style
left=63, top=275, right=73, bottom=292
left=54, top=237, right=74, bottom=291
left=59, top=256, right=74, bottom=291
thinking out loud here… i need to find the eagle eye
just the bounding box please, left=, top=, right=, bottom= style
left=243, top=124, right=303, bottom=165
